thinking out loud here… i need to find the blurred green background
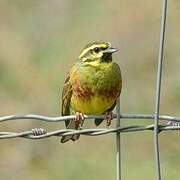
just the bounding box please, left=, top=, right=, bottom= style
left=0, top=0, right=180, bottom=180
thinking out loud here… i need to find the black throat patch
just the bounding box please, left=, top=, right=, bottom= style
left=101, top=53, right=112, bottom=63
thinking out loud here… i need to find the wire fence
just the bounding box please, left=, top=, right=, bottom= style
left=0, top=113, right=180, bottom=139
left=0, top=0, right=175, bottom=179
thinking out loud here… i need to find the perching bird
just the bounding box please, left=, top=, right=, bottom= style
left=61, top=41, right=122, bottom=143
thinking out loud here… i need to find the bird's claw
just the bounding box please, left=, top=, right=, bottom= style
left=75, top=112, right=84, bottom=127
left=105, top=112, right=113, bottom=127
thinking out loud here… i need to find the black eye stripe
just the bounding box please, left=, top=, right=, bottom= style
left=101, top=47, right=107, bottom=50
left=94, top=47, right=100, bottom=53
left=93, top=47, right=108, bottom=53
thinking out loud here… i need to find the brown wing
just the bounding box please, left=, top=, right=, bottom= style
left=61, top=69, right=82, bottom=143
left=61, top=74, right=72, bottom=126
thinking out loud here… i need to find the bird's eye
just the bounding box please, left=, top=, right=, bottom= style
left=94, top=47, right=100, bottom=53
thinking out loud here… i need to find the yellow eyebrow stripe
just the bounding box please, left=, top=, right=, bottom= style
left=79, top=44, right=108, bottom=59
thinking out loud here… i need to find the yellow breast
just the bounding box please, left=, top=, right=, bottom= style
left=71, top=95, right=115, bottom=114
left=69, top=61, right=122, bottom=114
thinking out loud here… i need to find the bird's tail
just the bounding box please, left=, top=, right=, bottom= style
left=94, top=118, right=104, bottom=126
left=61, top=120, right=84, bottom=143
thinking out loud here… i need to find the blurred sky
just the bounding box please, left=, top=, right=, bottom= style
left=0, top=1, right=180, bottom=180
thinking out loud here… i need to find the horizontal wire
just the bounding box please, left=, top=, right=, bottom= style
left=0, top=113, right=180, bottom=122
left=0, top=113, right=179, bottom=140
left=0, top=124, right=179, bottom=139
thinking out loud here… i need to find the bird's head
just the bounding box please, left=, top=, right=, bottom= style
left=78, top=41, right=118, bottom=64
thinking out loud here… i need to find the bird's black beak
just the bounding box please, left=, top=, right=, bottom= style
left=104, top=47, right=118, bottom=54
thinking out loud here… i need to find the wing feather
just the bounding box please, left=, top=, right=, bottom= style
left=61, top=68, right=82, bottom=143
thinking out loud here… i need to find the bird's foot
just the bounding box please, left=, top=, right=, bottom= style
left=105, top=112, right=113, bottom=127
left=75, top=112, right=84, bottom=128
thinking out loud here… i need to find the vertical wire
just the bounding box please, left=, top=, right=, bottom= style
left=116, top=97, right=121, bottom=180
left=154, top=0, right=168, bottom=180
